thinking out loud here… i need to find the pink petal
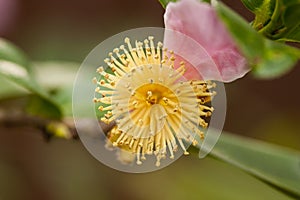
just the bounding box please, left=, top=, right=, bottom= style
left=164, top=0, right=249, bottom=82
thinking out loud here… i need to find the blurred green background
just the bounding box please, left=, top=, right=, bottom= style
left=0, top=0, right=299, bottom=199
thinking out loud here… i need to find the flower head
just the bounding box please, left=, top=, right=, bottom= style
left=164, top=0, right=249, bottom=82
left=93, top=36, right=215, bottom=166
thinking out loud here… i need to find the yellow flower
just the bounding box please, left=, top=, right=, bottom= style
left=93, top=36, right=216, bottom=167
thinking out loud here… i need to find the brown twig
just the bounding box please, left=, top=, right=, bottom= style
left=0, top=109, right=115, bottom=141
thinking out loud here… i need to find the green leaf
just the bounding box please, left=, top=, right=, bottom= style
left=0, top=76, right=29, bottom=99
left=32, top=61, right=79, bottom=117
left=158, top=0, right=178, bottom=8
left=52, top=86, right=73, bottom=117
left=252, top=41, right=300, bottom=78
left=25, top=95, right=62, bottom=119
left=281, top=26, right=300, bottom=43
left=203, top=131, right=300, bottom=198
left=275, top=2, right=300, bottom=42
left=216, top=3, right=300, bottom=78
left=0, top=38, right=62, bottom=119
left=0, top=38, right=31, bottom=73
left=217, top=3, right=265, bottom=57
left=271, top=0, right=300, bottom=42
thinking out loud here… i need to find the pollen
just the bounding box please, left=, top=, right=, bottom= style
left=93, top=36, right=216, bottom=166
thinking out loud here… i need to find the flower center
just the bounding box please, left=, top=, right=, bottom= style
left=128, top=82, right=179, bottom=125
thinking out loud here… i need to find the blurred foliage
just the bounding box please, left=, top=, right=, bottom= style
left=241, top=0, right=300, bottom=42
left=208, top=131, right=300, bottom=197
left=32, top=61, right=78, bottom=117
left=0, top=38, right=30, bottom=72
left=0, top=38, right=63, bottom=119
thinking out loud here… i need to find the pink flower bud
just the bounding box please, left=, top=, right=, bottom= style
left=164, top=0, right=249, bottom=82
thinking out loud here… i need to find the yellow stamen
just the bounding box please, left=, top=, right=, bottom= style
left=93, top=36, right=215, bottom=166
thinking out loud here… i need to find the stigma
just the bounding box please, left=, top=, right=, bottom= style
left=93, top=36, right=216, bottom=167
